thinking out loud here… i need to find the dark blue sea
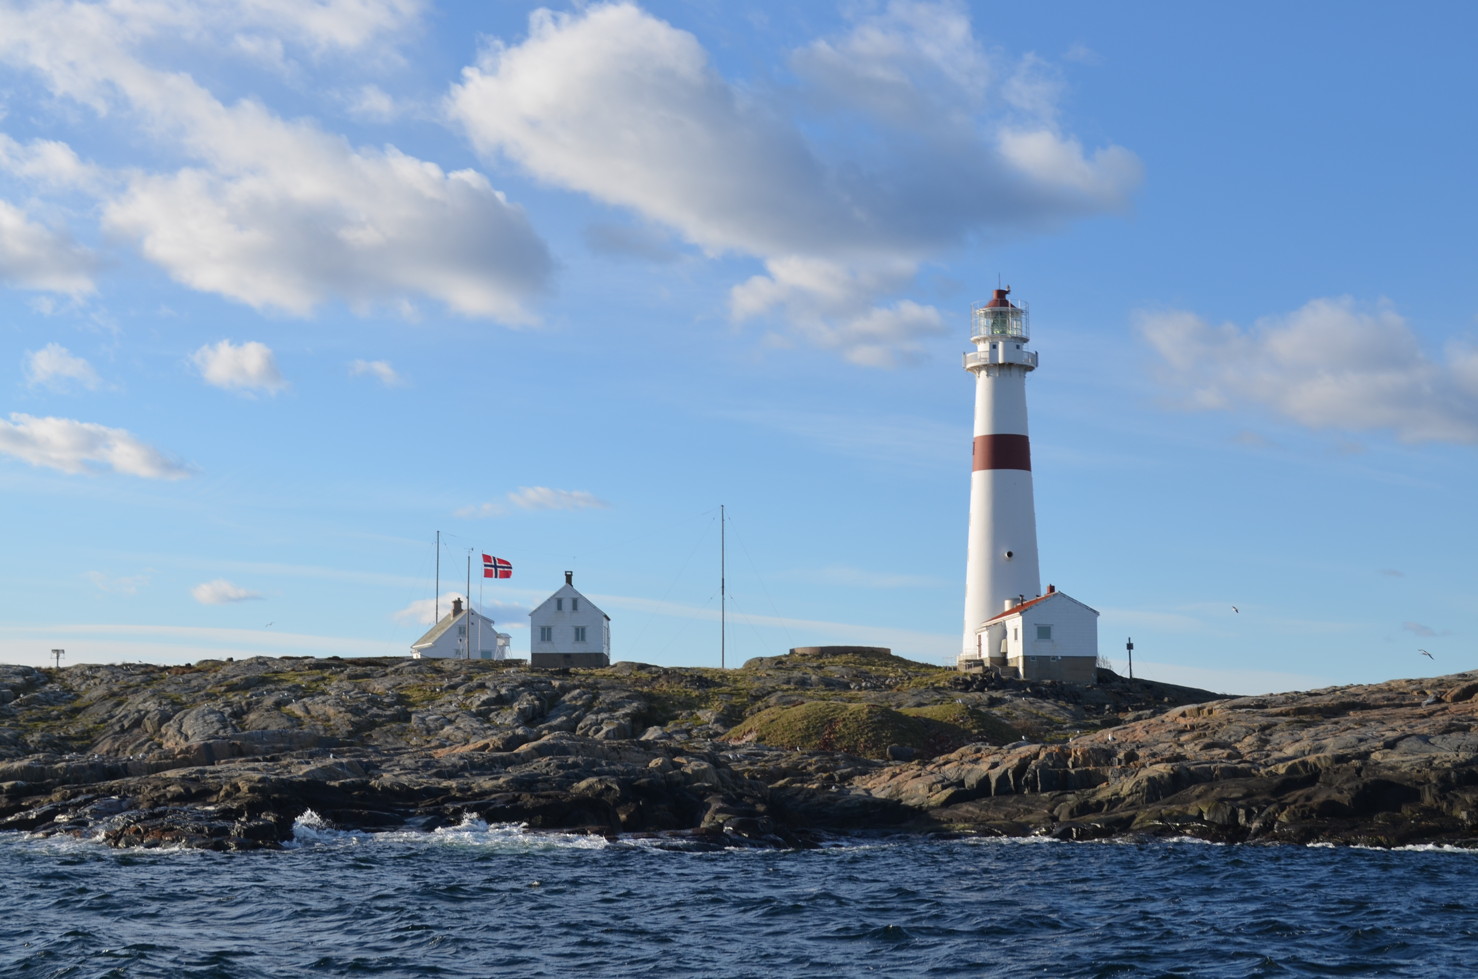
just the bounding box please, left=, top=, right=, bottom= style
left=2, top=815, right=1474, bottom=978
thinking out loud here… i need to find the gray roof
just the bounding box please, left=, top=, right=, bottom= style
left=412, top=607, right=493, bottom=649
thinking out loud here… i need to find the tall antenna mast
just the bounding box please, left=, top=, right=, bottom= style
left=720, top=504, right=726, bottom=670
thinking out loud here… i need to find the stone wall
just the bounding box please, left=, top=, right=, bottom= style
left=1017, top=654, right=1097, bottom=685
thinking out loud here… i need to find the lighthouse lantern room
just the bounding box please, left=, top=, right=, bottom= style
left=958, top=286, right=1099, bottom=684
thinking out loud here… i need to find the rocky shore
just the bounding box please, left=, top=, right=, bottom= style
left=1, top=650, right=1473, bottom=851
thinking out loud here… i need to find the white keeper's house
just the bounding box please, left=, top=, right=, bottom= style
left=411, top=597, right=510, bottom=660
left=972, top=585, right=1099, bottom=684
left=529, top=571, right=610, bottom=668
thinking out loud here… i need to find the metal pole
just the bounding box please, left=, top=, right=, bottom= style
left=465, top=551, right=472, bottom=659
left=720, top=504, right=726, bottom=670
left=435, top=530, right=441, bottom=623
left=1126, top=637, right=1134, bottom=679
left=50, top=648, right=64, bottom=669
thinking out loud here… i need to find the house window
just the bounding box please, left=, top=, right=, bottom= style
left=556, top=598, right=563, bottom=611
left=539, top=626, right=552, bottom=642
left=1036, top=624, right=1053, bottom=641
left=572, top=598, right=579, bottom=611
left=457, top=626, right=466, bottom=637
left=574, top=626, right=587, bottom=643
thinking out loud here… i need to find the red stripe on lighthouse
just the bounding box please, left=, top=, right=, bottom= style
left=972, top=434, right=1031, bottom=471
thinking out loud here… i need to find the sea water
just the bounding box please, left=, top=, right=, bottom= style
left=2, top=815, right=1474, bottom=978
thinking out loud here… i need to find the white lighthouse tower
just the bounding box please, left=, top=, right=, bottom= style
left=961, top=287, right=1041, bottom=651
left=958, top=286, right=1098, bottom=683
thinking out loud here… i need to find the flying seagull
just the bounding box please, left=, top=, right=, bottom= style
left=1420, top=649, right=1434, bottom=659
left=1231, top=606, right=1239, bottom=613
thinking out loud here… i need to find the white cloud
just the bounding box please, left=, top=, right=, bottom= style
left=449, top=2, right=1139, bottom=366
left=85, top=570, right=151, bottom=595
left=392, top=593, right=527, bottom=627
left=25, top=343, right=102, bottom=391
left=191, top=579, right=263, bottom=604
left=457, top=486, right=611, bottom=518
left=342, top=83, right=401, bottom=122
left=1139, top=296, right=1478, bottom=443
left=0, top=134, right=100, bottom=190
left=0, top=412, right=192, bottom=479
left=191, top=339, right=288, bottom=395
left=0, top=0, right=550, bottom=322
left=348, top=358, right=404, bottom=386
left=394, top=592, right=464, bottom=626
left=230, top=0, right=424, bottom=55
left=507, top=486, right=611, bottom=511
left=0, top=200, right=96, bottom=293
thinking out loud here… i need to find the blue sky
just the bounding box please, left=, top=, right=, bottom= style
left=2, top=1, right=1475, bottom=694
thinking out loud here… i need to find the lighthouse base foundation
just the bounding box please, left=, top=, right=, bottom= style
left=957, top=653, right=1097, bottom=685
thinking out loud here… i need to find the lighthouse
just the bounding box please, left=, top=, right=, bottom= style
left=958, top=286, right=1099, bottom=683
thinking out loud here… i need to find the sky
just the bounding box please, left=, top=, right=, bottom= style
left=2, top=1, right=1476, bottom=695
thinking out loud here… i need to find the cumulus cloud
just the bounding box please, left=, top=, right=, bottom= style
left=456, top=485, right=611, bottom=518
left=0, top=0, right=550, bottom=321
left=449, top=1, right=1139, bottom=366
left=0, top=412, right=192, bottom=478
left=348, top=358, right=404, bottom=386
left=1138, top=297, right=1478, bottom=444
left=0, top=200, right=96, bottom=293
left=191, top=579, right=263, bottom=604
left=25, top=343, right=102, bottom=391
left=191, top=340, right=287, bottom=395
left=0, top=134, right=101, bottom=191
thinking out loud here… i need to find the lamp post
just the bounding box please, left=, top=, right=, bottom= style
left=50, top=648, right=64, bottom=669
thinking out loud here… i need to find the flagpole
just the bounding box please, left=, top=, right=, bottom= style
left=465, top=551, right=472, bottom=659
left=434, top=530, right=440, bottom=623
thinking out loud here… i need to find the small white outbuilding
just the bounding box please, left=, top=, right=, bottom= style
left=411, top=597, right=508, bottom=660
left=529, top=571, right=610, bottom=668
left=971, top=585, right=1099, bottom=684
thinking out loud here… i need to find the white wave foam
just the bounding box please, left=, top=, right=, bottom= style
left=285, top=811, right=612, bottom=852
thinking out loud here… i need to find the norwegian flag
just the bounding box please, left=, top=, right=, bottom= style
left=482, top=554, right=512, bottom=579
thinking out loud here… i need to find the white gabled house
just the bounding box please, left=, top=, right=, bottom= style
left=529, top=571, right=610, bottom=668
left=411, top=597, right=509, bottom=660
left=973, top=585, right=1099, bottom=684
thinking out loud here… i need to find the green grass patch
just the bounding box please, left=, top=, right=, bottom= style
left=724, top=700, right=1019, bottom=761
left=901, top=702, right=1021, bottom=744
